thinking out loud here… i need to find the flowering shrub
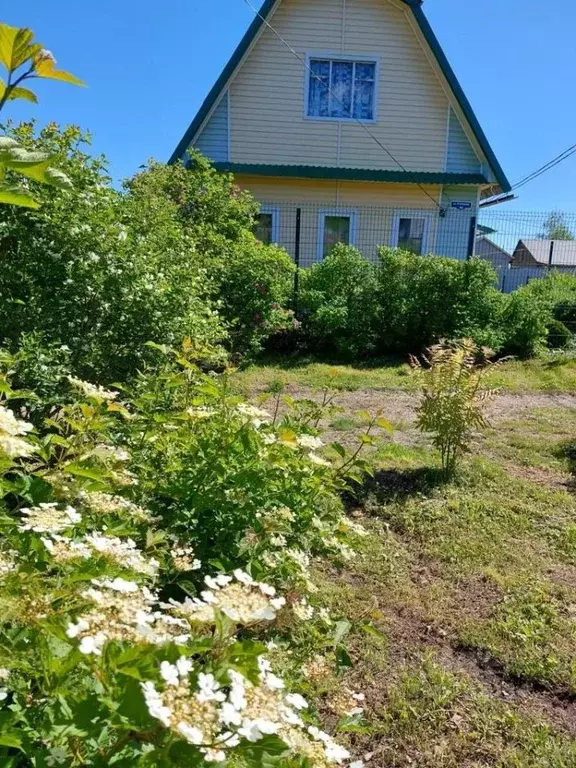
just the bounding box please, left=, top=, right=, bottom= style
left=0, top=345, right=369, bottom=766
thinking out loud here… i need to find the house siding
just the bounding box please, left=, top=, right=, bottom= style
left=446, top=108, right=481, bottom=174
left=228, top=0, right=451, bottom=172
left=193, top=94, right=229, bottom=162
left=435, top=186, right=478, bottom=261
left=237, top=174, right=444, bottom=267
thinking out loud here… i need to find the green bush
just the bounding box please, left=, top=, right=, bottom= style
left=299, top=245, right=380, bottom=356
left=0, top=126, right=296, bottom=379
left=0, top=342, right=369, bottom=766
left=546, top=319, right=573, bottom=349
left=127, top=157, right=296, bottom=357
left=376, top=249, right=505, bottom=352
left=499, top=279, right=556, bottom=358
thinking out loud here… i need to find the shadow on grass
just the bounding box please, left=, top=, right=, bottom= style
left=555, top=439, right=576, bottom=487
left=347, top=466, right=448, bottom=506
left=248, top=351, right=409, bottom=372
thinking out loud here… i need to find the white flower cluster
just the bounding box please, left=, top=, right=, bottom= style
left=172, top=545, right=201, bottom=572
left=309, top=453, right=332, bottom=468
left=293, top=597, right=315, bottom=622
left=79, top=492, right=151, bottom=522
left=91, top=444, right=131, bottom=463
left=67, top=377, right=118, bottom=402
left=339, top=519, right=369, bottom=538
left=186, top=406, right=216, bottom=420
left=0, top=668, right=9, bottom=705
left=66, top=578, right=190, bottom=655
left=142, top=656, right=362, bottom=767
left=42, top=532, right=158, bottom=575
left=236, top=403, right=272, bottom=429
left=297, top=434, right=324, bottom=451
left=327, top=688, right=366, bottom=718
left=19, top=504, right=82, bottom=534
left=166, top=570, right=286, bottom=627
left=0, top=405, right=34, bottom=459
left=0, top=550, right=17, bottom=577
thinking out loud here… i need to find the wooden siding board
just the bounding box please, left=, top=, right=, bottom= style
left=446, top=108, right=481, bottom=174
left=193, top=94, right=229, bottom=162
left=235, top=175, right=444, bottom=267
left=230, top=0, right=450, bottom=172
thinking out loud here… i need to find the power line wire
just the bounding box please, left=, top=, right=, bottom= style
left=241, top=0, right=444, bottom=211
left=512, top=143, right=576, bottom=191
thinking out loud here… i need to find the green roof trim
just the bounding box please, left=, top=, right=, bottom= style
left=404, top=0, right=511, bottom=193
left=213, top=162, right=488, bottom=185
left=169, top=0, right=510, bottom=194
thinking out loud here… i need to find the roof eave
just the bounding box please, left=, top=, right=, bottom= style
left=214, top=162, right=488, bottom=185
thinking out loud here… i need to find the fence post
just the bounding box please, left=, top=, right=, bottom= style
left=548, top=240, right=555, bottom=270
left=293, top=207, right=302, bottom=317
left=466, top=215, right=477, bottom=261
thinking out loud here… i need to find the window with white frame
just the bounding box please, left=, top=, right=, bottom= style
left=253, top=207, right=279, bottom=245
left=318, top=211, right=357, bottom=260
left=307, top=57, right=377, bottom=121
left=392, top=213, right=432, bottom=255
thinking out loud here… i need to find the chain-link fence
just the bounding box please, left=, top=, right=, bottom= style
left=254, top=202, right=576, bottom=293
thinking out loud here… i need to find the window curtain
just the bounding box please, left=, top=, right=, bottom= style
left=330, top=61, right=353, bottom=118
left=354, top=63, right=375, bottom=120
left=308, top=60, right=330, bottom=117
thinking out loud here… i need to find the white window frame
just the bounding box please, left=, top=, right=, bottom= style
left=391, top=211, right=434, bottom=255
left=256, top=206, right=280, bottom=245
left=304, top=52, right=380, bottom=124
left=317, top=209, right=358, bottom=261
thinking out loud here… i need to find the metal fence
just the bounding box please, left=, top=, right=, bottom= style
left=255, top=202, right=576, bottom=293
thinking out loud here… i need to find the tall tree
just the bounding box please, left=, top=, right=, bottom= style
left=538, top=211, right=575, bottom=240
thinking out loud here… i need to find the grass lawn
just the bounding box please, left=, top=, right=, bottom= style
left=246, top=372, right=576, bottom=765
left=235, top=354, right=576, bottom=394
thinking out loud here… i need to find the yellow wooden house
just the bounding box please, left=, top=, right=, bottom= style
left=170, top=0, right=510, bottom=267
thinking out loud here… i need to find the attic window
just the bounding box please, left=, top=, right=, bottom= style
left=307, top=57, right=377, bottom=121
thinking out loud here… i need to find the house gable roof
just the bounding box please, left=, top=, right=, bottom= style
left=512, top=239, right=576, bottom=267
left=169, top=0, right=511, bottom=194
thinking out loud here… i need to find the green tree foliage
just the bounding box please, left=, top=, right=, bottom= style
left=0, top=123, right=225, bottom=381
left=0, top=23, right=83, bottom=207
left=538, top=211, right=575, bottom=241
left=414, top=339, right=494, bottom=474
left=128, top=156, right=296, bottom=356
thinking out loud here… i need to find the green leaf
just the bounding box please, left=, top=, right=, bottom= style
left=0, top=24, right=35, bottom=72
left=0, top=732, right=21, bottom=749
left=0, top=186, right=39, bottom=208
left=376, top=417, right=394, bottom=433
left=331, top=442, right=346, bottom=459
left=34, top=55, right=85, bottom=86
left=333, top=620, right=351, bottom=645
left=44, top=166, right=73, bottom=189
left=242, top=735, right=291, bottom=767
left=6, top=86, right=37, bottom=103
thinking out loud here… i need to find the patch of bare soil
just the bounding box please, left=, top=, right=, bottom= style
left=321, top=557, right=576, bottom=738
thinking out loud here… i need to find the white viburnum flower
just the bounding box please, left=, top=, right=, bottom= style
left=0, top=406, right=33, bottom=436
left=297, top=434, right=324, bottom=450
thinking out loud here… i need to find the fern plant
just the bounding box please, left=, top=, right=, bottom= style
left=413, top=339, right=495, bottom=475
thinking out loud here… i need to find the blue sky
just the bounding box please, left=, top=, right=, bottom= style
left=3, top=0, right=575, bottom=211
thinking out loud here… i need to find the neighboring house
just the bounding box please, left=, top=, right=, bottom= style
left=511, top=240, right=576, bottom=269
left=475, top=235, right=511, bottom=271
left=170, top=0, right=511, bottom=267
